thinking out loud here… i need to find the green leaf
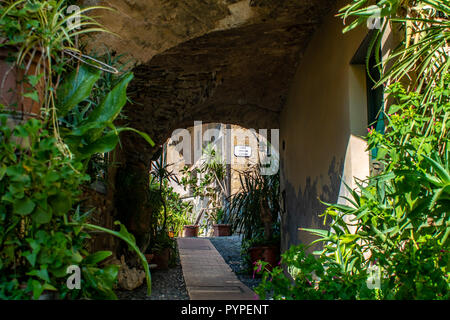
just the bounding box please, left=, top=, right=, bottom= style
left=76, top=131, right=119, bottom=159
left=48, top=193, right=71, bottom=216
left=31, top=280, right=44, bottom=300
left=27, top=73, right=43, bottom=87
left=23, top=91, right=39, bottom=103
left=32, top=206, right=52, bottom=225
left=115, top=220, right=137, bottom=246
left=70, top=221, right=152, bottom=297
left=72, top=251, right=83, bottom=264
left=56, top=65, right=101, bottom=117
left=300, top=228, right=330, bottom=238
left=42, top=283, right=57, bottom=291
left=102, top=264, right=119, bottom=283
left=27, top=268, right=50, bottom=282
left=84, top=251, right=112, bottom=265
left=0, top=165, right=6, bottom=180
left=116, top=127, right=155, bottom=147
left=340, top=234, right=360, bottom=244
left=83, top=72, right=134, bottom=126
left=13, top=198, right=35, bottom=215
left=423, top=155, right=450, bottom=184
left=23, top=250, right=38, bottom=267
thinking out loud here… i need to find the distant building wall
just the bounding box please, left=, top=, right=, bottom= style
left=165, top=122, right=264, bottom=235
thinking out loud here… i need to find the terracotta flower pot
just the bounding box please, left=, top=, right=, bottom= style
left=213, top=224, right=232, bottom=237
left=183, top=225, right=198, bottom=237
left=248, top=245, right=280, bottom=272
left=0, top=48, right=44, bottom=121
left=152, top=248, right=170, bottom=270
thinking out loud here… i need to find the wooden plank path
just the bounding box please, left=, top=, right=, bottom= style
left=177, top=237, right=256, bottom=300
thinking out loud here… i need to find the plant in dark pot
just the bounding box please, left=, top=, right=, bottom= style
left=212, top=208, right=232, bottom=237
left=150, top=231, right=176, bottom=270
left=229, top=165, right=281, bottom=271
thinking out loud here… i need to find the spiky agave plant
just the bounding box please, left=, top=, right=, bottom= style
left=339, top=0, right=449, bottom=102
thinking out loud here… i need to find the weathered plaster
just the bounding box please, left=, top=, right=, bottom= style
left=279, top=0, right=369, bottom=252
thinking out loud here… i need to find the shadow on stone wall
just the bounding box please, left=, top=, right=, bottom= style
left=281, top=156, right=343, bottom=253
left=115, top=163, right=153, bottom=266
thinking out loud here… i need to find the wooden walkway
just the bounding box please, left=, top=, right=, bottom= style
left=177, top=237, right=256, bottom=300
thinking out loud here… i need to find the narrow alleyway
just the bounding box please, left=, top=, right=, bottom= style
left=117, top=235, right=260, bottom=300
left=178, top=238, right=256, bottom=300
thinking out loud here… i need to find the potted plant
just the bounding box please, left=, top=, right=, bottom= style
left=229, top=165, right=281, bottom=271
left=212, top=208, right=232, bottom=237
left=180, top=144, right=231, bottom=236
left=245, top=227, right=280, bottom=273
left=0, top=47, right=43, bottom=121
left=150, top=231, right=176, bottom=270
left=0, top=1, right=109, bottom=125
left=183, top=224, right=199, bottom=237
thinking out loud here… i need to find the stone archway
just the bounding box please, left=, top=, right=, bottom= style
left=86, top=0, right=335, bottom=251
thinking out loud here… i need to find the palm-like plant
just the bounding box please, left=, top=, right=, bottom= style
left=150, top=148, right=179, bottom=232
left=200, top=144, right=229, bottom=224
left=228, top=165, right=280, bottom=243
left=180, top=143, right=229, bottom=227
left=339, top=0, right=449, bottom=102
left=0, top=0, right=115, bottom=154
left=299, top=78, right=449, bottom=298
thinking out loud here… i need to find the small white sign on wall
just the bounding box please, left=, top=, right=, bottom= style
left=234, top=145, right=252, bottom=157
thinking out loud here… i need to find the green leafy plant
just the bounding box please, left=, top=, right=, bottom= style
left=70, top=221, right=152, bottom=297
left=180, top=144, right=229, bottom=228
left=254, top=244, right=375, bottom=300
left=57, top=63, right=154, bottom=162
left=228, top=165, right=280, bottom=243
left=255, top=70, right=450, bottom=301
left=256, top=1, right=449, bottom=300
left=0, top=0, right=155, bottom=299
left=0, top=0, right=113, bottom=146
left=0, top=117, right=111, bottom=299
left=339, top=0, right=449, bottom=100
left=150, top=149, right=179, bottom=232
left=162, top=185, right=193, bottom=236
left=147, top=175, right=191, bottom=258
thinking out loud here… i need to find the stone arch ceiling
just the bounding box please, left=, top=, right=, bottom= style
left=84, top=0, right=335, bottom=165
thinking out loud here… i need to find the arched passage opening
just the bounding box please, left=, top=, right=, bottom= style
left=106, top=0, right=335, bottom=251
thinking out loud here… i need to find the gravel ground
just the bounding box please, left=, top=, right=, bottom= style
left=117, top=235, right=260, bottom=299
left=207, top=235, right=262, bottom=291
left=116, top=251, right=189, bottom=300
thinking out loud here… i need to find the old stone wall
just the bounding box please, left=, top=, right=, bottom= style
left=78, top=0, right=337, bottom=253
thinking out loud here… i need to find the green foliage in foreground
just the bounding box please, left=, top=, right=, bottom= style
left=0, top=118, right=151, bottom=299
left=0, top=118, right=112, bottom=299
left=0, top=0, right=154, bottom=300
left=255, top=78, right=450, bottom=300
left=57, top=64, right=154, bottom=162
